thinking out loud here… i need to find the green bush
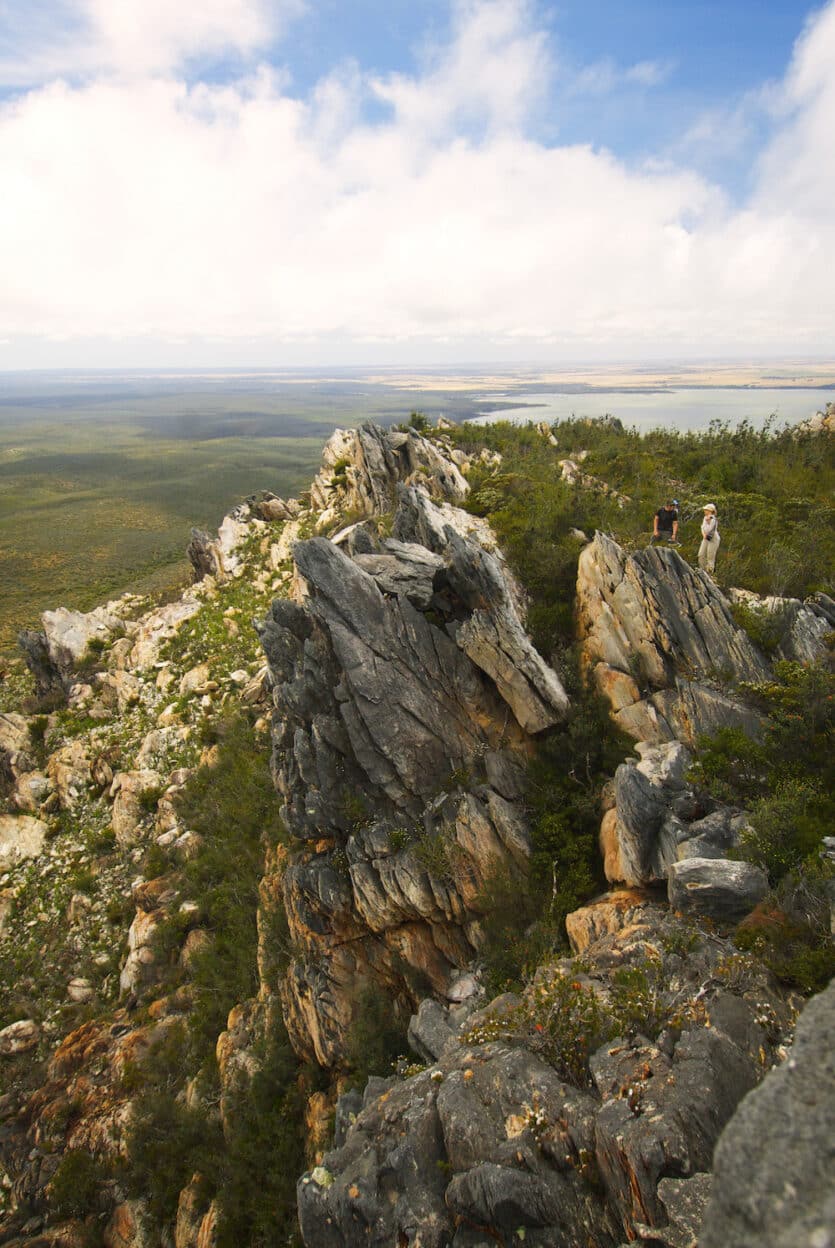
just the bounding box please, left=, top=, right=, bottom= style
left=689, top=727, right=771, bottom=804
left=49, top=1148, right=105, bottom=1220
left=730, top=600, right=790, bottom=655
left=460, top=965, right=606, bottom=1087
left=215, top=1026, right=305, bottom=1248
left=345, top=981, right=407, bottom=1088
left=474, top=866, right=538, bottom=993
left=736, top=779, right=824, bottom=884
left=125, top=715, right=303, bottom=1235
left=450, top=415, right=834, bottom=601
left=735, top=878, right=835, bottom=996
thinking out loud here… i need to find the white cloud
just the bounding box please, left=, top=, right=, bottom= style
left=0, top=0, right=834, bottom=363
left=0, top=0, right=304, bottom=82
left=568, top=56, right=674, bottom=96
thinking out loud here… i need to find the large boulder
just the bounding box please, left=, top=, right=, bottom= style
left=19, top=604, right=123, bottom=693
left=110, top=769, right=163, bottom=847
left=186, top=527, right=224, bottom=581
left=700, top=978, right=835, bottom=1248
left=667, top=857, right=769, bottom=924
left=0, top=814, right=48, bottom=870
left=128, top=597, right=201, bottom=669
left=577, top=533, right=770, bottom=745
left=46, top=739, right=91, bottom=810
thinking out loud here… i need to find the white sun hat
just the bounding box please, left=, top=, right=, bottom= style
left=703, top=503, right=717, bottom=512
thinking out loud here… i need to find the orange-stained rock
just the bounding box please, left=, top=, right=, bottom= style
left=565, top=889, right=655, bottom=954
left=175, top=1175, right=212, bottom=1248
left=104, top=1200, right=156, bottom=1248
left=196, top=1202, right=219, bottom=1248
left=305, top=1090, right=336, bottom=1165
left=599, top=807, right=622, bottom=884
left=592, top=662, right=641, bottom=713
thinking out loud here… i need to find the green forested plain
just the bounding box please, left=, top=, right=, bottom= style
left=0, top=377, right=465, bottom=653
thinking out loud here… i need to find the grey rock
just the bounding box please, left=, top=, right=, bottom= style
left=577, top=533, right=770, bottom=745
left=667, top=857, right=769, bottom=923
left=298, top=1069, right=451, bottom=1248
left=650, top=678, right=767, bottom=746
left=297, top=899, right=794, bottom=1248
left=483, top=750, right=525, bottom=801
left=403, top=488, right=569, bottom=731
left=308, top=422, right=469, bottom=524
left=700, top=980, right=835, bottom=1248
left=809, top=590, right=835, bottom=628
left=407, top=999, right=455, bottom=1063
left=353, top=541, right=443, bottom=608
left=603, top=742, right=693, bottom=884
left=17, top=628, right=63, bottom=698
left=259, top=480, right=570, bottom=1064
left=332, top=1090, right=363, bottom=1149
left=655, top=1173, right=712, bottom=1247
left=591, top=1021, right=760, bottom=1235
left=677, top=808, right=741, bottom=861
left=186, top=527, right=223, bottom=581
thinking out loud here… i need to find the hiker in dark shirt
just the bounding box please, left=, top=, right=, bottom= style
left=651, top=499, right=679, bottom=545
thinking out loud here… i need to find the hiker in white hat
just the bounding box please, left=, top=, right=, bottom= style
left=699, top=503, right=720, bottom=575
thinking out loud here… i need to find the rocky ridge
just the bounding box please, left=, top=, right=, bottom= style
left=0, top=416, right=830, bottom=1247
left=299, top=896, right=797, bottom=1248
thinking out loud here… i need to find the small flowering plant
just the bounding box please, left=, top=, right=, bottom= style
left=460, top=965, right=606, bottom=1087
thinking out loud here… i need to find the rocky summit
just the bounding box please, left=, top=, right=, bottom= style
left=0, top=417, right=831, bottom=1247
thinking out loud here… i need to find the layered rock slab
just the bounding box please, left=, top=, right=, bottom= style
left=259, top=464, right=570, bottom=1065
left=577, top=533, right=769, bottom=744
left=298, top=899, right=795, bottom=1248
left=700, top=978, right=835, bottom=1248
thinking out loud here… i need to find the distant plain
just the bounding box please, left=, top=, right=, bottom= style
left=1, top=364, right=832, bottom=655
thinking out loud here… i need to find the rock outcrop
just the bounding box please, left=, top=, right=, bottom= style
left=259, top=429, right=570, bottom=1065
left=700, top=977, right=835, bottom=1248
left=2, top=412, right=829, bottom=1248
left=308, top=423, right=469, bottom=529
left=795, top=399, right=835, bottom=436
left=576, top=533, right=769, bottom=745
left=298, top=898, right=796, bottom=1248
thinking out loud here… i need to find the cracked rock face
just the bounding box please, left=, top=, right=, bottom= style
left=298, top=900, right=795, bottom=1248
left=258, top=456, right=570, bottom=1065
left=577, top=533, right=770, bottom=745
left=700, top=978, right=835, bottom=1248
left=308, top=422, right=469, bottom=528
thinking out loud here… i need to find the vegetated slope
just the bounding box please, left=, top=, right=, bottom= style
left=0, top=411, right=832, bottom=1248
left=0, top=417, right=327, bottom=654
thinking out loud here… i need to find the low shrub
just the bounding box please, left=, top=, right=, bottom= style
left=49, top=1148, right=106, bottom=1220
left=345, top=981, right=407, bottom=1088
left=460, top=966, right=606, bottom=1087
left=215, top=1026, right=305, bottom=1248
left=730, top=600, right=790, bottom=655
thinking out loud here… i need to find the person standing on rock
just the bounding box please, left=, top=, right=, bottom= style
left=651, top=499, right=679, bottom=545
left=698, top=503, right=720, bottom=575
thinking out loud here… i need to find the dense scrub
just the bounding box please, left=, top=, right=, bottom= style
left=446, top=416, right=834, bottom=993
left=690, top=660, right=835, bottom=994
left=125, top=715, right=304, bottom=1244
left=453, top=415, right=835, bottom=607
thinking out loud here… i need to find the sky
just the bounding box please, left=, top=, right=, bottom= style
left=1, top=0, right=834, bottom=369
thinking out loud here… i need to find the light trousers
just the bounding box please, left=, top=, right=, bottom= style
left=698, top=534, right=720, bottom=573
